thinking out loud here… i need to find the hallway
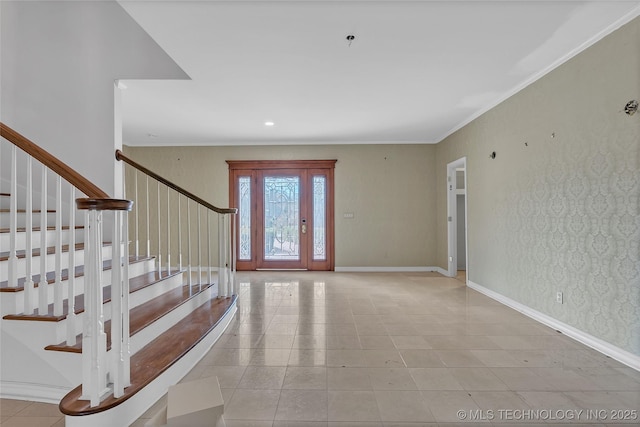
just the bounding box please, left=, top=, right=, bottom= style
left=2, top=271, right=639, bottom=426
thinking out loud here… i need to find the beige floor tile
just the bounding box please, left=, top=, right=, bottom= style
left=8, top=402, right=63, bottom=417
left=355, top=323, right=389, bottom=336
left=327, top=367, right=372, bottom=390
left=259, top=334, right=295, bottom=349
left=363, top=349, right=406, bottom=368
left=293, top=335, right=327, bottom=350
left=327, top=349, right=367, bottom=367
left=360, top=335, right=397, bottom=349
left=282, top=367, right=327, bottom=390
left=0, top=400, right=32, bottom=417
left=226, top=421, right=274, bottom=427
left=0, top=417, right=64, bottom=427
left=374, top=390, right=435, bottom=423
left=224, top=389, right=281, bottom=420
left=249, top=349, right=292, bottom=366
left=421, top=390, right=484, bottom=423
left=409, top=368, right=464, bottom=391
left=288, top=349, right=327, bottom=366
left=366, top=367, right=417, bottom=391
left=328, top=390, right=380, bottom=422
left=273, top=422, right=327, bottom=427
left=435, top=350, right=486, bottom=367
left=449, top=367, right=509, bottom=391
left=238, top=366, right=287, bottom=389
left=515, top=391, right=581, bottom=411
left=390, top=335, right=432, bottom=350
left=400, top=350, right=446, bottom=368
left=275, top=390, right=328, bottom=421
left=490, top=367, right=556, bottom=391
left=200, top=365, right=247, bottom=388
left=469, top=349, right=531, bottom=367
left=327, top=334, right=362, bottom=350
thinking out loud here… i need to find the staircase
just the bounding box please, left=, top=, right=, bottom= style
left=0, top=123, right=238, bottom=426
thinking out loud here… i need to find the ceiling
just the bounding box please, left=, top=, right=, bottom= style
left=119, top=0, right=640, bottom=146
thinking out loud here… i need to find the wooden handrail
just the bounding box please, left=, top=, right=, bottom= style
left=1, top=122, right=109, bottom=199
left=115, top=150, right=237, bottom=215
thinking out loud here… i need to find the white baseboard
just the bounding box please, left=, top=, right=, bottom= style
left=0, top=381, right=70, bottom=404
left=468, top=280, right=640, bottom=372
left=335, top=266, right=445, bottom=273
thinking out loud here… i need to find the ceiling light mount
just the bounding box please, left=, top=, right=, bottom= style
left=346, top=34, right=355, bottom=47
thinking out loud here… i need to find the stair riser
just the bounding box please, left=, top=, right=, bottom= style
left=129, top=286, right=213, bottom=355
left=0, top=229, right=84, bottom=252
left=0, top=212, right=59, bottom=229
left=0, top=246, right=113, bottom=282
left=1, top=259, right=156, bottom=316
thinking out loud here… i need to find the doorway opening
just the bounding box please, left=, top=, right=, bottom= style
left=228, top=160, right=336, bottom=271
left=447, top=157, right=467, bottom=282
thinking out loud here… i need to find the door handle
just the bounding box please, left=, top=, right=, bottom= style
left=302, top=224, right=307, bottom=234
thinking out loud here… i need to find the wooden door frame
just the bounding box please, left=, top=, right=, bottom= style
left=227, top=159, right=336, bottom=271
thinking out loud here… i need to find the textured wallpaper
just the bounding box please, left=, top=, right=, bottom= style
left=436, top=16, right=640, bottom=355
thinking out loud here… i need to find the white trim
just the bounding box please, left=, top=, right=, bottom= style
left=437, top=4, right=640, bottom=143
left=335, top=266, right=444, bottom=273
left=468, top=280, right=640, bottom=372
left=0, top=381, right=70, bottom=404
left=447, top=157, right=467, bottom=278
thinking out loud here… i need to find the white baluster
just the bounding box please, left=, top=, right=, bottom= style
left=81, top=210, right=108, bottom=407
left=166, top=187, right=171, bottom=273
left=187, top=199, right=192, bottom=286
left=207, top=210, right=211, bottom=286
left=111, top=210, right=124, bottom=398
left=23, top=157, right=34, bottom=313
left=145, top=175, right=150, bottom=257
left=53, top=176, right=63, bottom=316
left=38, top=165, right=48, bottom=315
left=197, top=204, right=202, bottom=287
left=157, top=182, right=162, bottom=273
left=218, top=214, right=226, bottom=297
left=178, top=195, right=182, bottom=271
left=122, top=211, right=131, bottom=387
left=8, top=145, right=17, bottom=288
left=66, top=187, right=77, bottom=345
left=232, top=214, right=237, bottom=295
left=134, top=170, right=139, bottom=257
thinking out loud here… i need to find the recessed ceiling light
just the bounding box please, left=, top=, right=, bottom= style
left=264, top=121, right=275, bottom=127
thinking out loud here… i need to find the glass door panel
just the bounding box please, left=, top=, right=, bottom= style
left=263, top=176, right=300, bottom=261
left=312, top=175, right=326, bottom=261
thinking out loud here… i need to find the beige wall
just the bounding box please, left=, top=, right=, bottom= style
left=123, top=144, right=437, bottom=268
left=435, top=17, right=640, bottom=355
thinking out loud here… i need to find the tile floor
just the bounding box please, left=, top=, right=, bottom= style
left=2, top=271, right=639, bottom=426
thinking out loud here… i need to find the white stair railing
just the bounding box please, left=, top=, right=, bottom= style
left=115, top=149, right=237, bottom=299
left=2, top=122, right=133, bottom=407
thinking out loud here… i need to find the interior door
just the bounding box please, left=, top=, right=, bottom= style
left=228, top=160, right=335, bottom=271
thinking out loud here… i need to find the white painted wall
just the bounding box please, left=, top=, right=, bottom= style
left=0, top=0, right=188, bottom=197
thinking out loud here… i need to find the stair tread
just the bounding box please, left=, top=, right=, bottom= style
left=0, top=255, right=153, bottom=291
left=59, top=295, right=236, bottom=416
left=46, top=282, right=211, bottom=353
left=0, top=225, right=83, bottom=233
left=0, top=242, right=112, bottom=262
left=0, top=209, right=56, bottom=213
left=3, top=269, right=180, bottom=321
